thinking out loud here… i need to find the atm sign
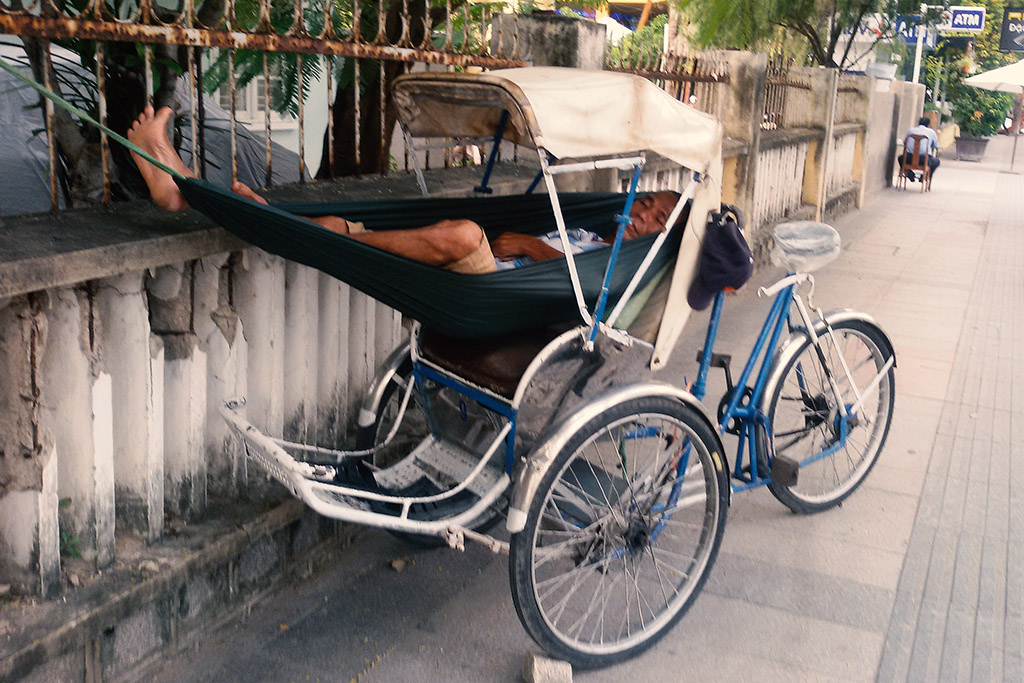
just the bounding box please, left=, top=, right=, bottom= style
left=942, top=6, right=986, bottom=33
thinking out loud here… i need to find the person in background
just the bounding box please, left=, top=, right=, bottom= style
left=899, top=116, right=940, bottom=183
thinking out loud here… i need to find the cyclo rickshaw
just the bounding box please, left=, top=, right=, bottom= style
left=211, top=67, right=896, bottom=668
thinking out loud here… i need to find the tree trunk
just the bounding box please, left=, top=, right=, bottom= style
left=317, top=0, right=463, bottom=178
left=20, top=37, right=104, bottom=207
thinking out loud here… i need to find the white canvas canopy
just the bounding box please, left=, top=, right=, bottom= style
left=964, top=58, right=1024, bottom=93
left=393, top=67, right=725, bottom=369
left=394, top=67, right=723, bottom=179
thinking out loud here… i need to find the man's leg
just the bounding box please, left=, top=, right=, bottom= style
left=929, top=156, right=939, bottom=180
left=128, top=107, right=493, bottom=272
left=352, top=219, right=496, bottom=273
left=898, top=156, right=916, bottom=182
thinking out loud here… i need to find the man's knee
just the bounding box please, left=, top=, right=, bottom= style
left=437, top=219, right=485, bottom=261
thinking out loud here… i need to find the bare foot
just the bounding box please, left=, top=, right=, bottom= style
left=127, top=106, right=194, bottom=212
left=230, top=181, right=269, bottom=205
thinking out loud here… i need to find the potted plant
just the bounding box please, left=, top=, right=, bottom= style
left=952, top=87, right=1014, bottom=161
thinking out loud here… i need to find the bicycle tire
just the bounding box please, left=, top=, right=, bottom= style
left=509, top=396, right=728, bottom=668
left=758, top=319, right=895, bottom=513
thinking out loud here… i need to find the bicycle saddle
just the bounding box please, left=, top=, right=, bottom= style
left=770, top=221, right=841, bottom=273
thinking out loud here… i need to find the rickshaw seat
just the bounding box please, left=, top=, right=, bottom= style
left=419, top=326, right=571, bottom=398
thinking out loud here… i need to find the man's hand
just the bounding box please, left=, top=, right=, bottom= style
left=490, top=232, right=563, bottom=262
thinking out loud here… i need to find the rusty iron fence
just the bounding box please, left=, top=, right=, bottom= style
left=0, top=0, right=526, bottom=212
left=763, top=58, right=810, bottom=131
left=606, top=42, right=730, bottom=122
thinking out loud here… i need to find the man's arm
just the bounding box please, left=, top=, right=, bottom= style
left=490, top=232, right=564, bottom=262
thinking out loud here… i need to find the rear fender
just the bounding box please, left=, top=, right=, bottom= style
left=506, top=382, right=726, bottom=533
left=758, top=309, right=895, bottom=416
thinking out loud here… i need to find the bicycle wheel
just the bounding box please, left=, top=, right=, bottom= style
left=356, top=361, right=503, bottom=545
left=509, top=396, right=728, bottom=668
left=760, top=319, right=895, bottom=513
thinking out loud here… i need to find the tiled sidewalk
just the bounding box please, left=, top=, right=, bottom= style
left=877, top=153, right=1024, bottom=682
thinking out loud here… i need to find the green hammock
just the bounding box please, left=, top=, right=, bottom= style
left=0, top=56, right=689, bottom=340
left=178, top=178, right=686, bottom=339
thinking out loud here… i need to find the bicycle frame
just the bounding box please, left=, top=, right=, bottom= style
left=689, top=274, right=869, bottom=493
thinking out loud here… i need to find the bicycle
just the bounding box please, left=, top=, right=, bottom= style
left=692, top=219, right=896, bottom=508
left=502, top=219, right=896, bottom=665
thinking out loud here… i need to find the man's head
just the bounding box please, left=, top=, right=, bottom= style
left=918, top=116, right=931, bottom=127
left=626, top=191, right=681, bottom=239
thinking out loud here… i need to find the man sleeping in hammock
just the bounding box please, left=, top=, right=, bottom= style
left=128, top=106, right=679, bottom=274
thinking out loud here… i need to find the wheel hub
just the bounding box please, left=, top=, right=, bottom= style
left=623, top=519, right=651, bottom=554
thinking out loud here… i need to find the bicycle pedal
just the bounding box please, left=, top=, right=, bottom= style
left=771, top=456, right=799, bottom=487
left=696, top=350, right=732, bottom=369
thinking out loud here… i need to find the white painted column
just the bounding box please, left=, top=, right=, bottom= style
left=194, top=255, right=248, bottom=497
left=0, top=296, right=61, bottom=597
left=315, top=275, right=345, bottom=448
left=40, top=287, right=115, bottom=569
left=0, top=442, right=60, bottom=598
left=235, top=249, right=286, bottom=436
left=347, top=291, right=375, bottom=426
left=95, top=272, right=164, bottom=541
left=284, top=264, right=319, bottom=443
left=374, top=301, right=403, bottom=361
left=163, top=338, right=207, bottom=520
left=148, top=263, right=207, bottom=522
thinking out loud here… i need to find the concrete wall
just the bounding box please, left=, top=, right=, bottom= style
left=863, top=87, right=899, bottom=199
left=492, top=13, right=606, bottom=70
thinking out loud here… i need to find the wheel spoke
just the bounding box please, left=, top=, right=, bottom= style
left=512, top=400, right=725, bottom=664
left=762, top=323, right=893, bottom=511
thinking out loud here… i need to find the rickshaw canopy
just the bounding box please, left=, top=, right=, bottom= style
left=394, top=67, right=725, bottom=369
left=393, top=67, right=723, bottom=180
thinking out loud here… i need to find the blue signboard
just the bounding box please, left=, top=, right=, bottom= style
left=896, top=15, right=937, bottom=47
left=946, top=6, right=986, bottom=33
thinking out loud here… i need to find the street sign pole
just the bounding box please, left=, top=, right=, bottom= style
left=913, top=4, right=927, bottom=83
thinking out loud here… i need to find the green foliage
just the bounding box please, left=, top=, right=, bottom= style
left=58, top=497, right=82, bottom=559
left=933, top=2, right=1019, bottom=134
left=951, top=86, right=1013, bottom=136
left=60, top=530, right=82, bottom=559
left=608, top=15, right=669, bottom=66
left=676, top=0, right=931, bottom=69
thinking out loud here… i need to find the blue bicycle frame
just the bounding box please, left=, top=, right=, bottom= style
left=690, top=283, right=798, bottom=492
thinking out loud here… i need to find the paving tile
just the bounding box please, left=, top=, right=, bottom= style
left=719, top=518, right=907, bottom=591
left=939, top=608, right=977, bottom=682
left=703, top=551, right=894, bottom=632
left=635, top=592, right=885, bottom=682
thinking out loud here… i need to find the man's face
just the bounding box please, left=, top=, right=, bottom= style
left=626, top=192, right=678, bottom=239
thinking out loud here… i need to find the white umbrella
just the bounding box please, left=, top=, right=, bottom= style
left=965, top=58, right=1024, bottom=168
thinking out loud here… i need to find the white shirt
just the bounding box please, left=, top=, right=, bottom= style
left=905, top=125, right=938, bottom=158
left=494, top=228, right=607, bottom=271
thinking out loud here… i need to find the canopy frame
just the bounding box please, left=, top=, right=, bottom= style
left=393, top=67, right=724, bottom=367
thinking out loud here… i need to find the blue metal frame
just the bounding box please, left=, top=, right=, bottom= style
left=690, top=283, right=812, bottom=492
left=412, top=360, right=518, bottom=474
left=474, top=110, right=510, bottom=195
left=525, top=170, right=544, bottom=195
left=588, top=164, right=643, bottom=344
